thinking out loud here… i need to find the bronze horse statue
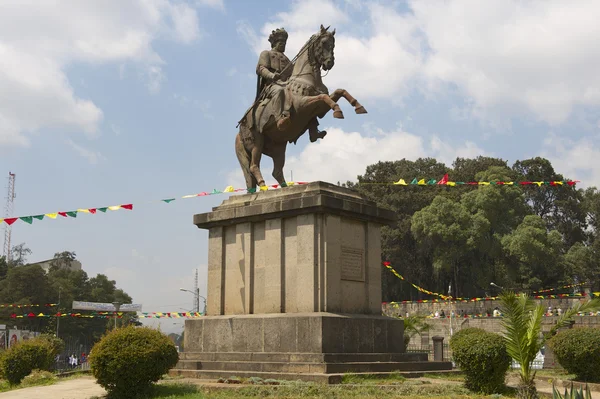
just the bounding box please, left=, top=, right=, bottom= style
left=235, top=25, right=367, bottom=190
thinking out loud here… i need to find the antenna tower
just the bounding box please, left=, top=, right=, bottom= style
left=193, top=268, right=199, bottom=313
left=3, top=172, right=16, bottom=261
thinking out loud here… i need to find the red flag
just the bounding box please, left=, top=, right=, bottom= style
left=58, top=212, right=67, bottom=217
left=4, top=218, right=18, bottom=225
left=89, top=208, right=97, bottom=214
left=121, top=204, right=133, bottom=210
left=436, top=173, right=449, bottom=185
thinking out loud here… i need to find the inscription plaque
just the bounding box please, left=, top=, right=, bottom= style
left=341, top=246, right=364, bottom=281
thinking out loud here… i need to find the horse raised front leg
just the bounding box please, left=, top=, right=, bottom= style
left=329, top=89, right=368, bottom=114
left=306, top=93, right=344, bottom=119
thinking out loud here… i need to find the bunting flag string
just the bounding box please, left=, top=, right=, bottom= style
left=359, top=173, right=580, bottom=187
left=383, top=262, right=598, bottom=303
left=0, top=303, right=57, bottom=308
left=0, top=182, right=308, bottom=227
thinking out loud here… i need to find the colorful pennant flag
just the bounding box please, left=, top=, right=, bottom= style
left=0, top=182, right=309, bottom=227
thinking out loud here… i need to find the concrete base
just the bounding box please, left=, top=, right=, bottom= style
left=173, top=313, right=452, bottom=383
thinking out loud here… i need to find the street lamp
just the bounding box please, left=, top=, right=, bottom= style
left=112, top=302, right=122, bottom=329
left=490, top=282, right=505, bottom=290
left=179, top=288, right=206, bottom=315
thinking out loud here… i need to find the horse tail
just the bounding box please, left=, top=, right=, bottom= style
left=235, top=131, right=255, bottom=189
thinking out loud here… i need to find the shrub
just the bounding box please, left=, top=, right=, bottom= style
left=450, top=328, right=511, bottom=394
left=549, top=327, right=600, bottom=382
left=89, top=325, right=179, bottom=398
left=0, top=336, right=60, bottom=385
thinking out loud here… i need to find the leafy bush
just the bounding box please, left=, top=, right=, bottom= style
left=450, top=328, right=511, bottom=394
left=0, top=336, right=61, bottom=385
left=89, top=325, right=179, bottom=398
left=549, top=327, right=600, bottom=382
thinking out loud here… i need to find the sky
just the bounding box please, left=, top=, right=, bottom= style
left=1, top=0, right=600, bottom=334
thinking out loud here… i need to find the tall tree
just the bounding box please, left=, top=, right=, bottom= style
left=513, top=157, right=587, bottom=247
left=348, top=158, right=451, bottom=301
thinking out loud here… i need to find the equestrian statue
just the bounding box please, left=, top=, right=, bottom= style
left=235, top=25, right=367, bottom=190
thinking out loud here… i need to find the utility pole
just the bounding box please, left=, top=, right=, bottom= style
left=112, top=302, right=122, bottom=329
left=56, top=287, right=61, bottom=337
left=3, top=172, right=16, bottom=262
left=193, top=269, right=199, bottom=313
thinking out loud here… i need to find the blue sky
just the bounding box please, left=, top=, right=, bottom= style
left=1, top=0, right=600, bottom=333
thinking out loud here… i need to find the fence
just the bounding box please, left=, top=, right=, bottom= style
left=405, top=343, right=545, bottom=370
left=406, top=343, right=452, bottom=363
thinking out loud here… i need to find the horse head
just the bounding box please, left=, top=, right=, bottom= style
left=309, top=24, right=336, bottom=71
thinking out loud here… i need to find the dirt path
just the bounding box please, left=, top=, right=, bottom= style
left=0, top=377, right=105, bottom=399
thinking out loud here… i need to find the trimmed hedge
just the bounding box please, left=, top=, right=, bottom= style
left=549, top=327, right=600, bottom=382
left=89, top=325, right=179, bottom=398
left=450, top=327, right=511, bottom=394
left=0, top=335, right=62, bottom=385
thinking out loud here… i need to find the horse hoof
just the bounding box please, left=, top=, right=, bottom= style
left=333, top=111, right=344, bottom=119
left=355, top=106, right=367, bottom=114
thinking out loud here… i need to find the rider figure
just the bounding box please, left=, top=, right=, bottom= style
left=256, top=28, right=327, bottom=142
left=256, top=28, right=292, bottom=131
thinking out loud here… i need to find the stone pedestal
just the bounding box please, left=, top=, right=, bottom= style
left=172, top=182, right=451, bottom=382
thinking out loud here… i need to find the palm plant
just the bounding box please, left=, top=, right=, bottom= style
left=401, top=313, right=431, bottom=349
left=499, top=291, right=600, bottom=399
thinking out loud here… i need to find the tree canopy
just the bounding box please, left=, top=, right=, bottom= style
left=348, top=156, right=599, bottom=300
left=0, top=249, right=137, bottom=343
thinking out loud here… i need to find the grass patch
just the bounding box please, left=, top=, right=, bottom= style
left=423, top=372, right=466, bottom=382
left=140, top=381, right=477, bottom=398
left=341, top=372, right=407, bottom=385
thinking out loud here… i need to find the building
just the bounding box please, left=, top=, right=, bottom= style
left=28, top=259, right=82, bottom=273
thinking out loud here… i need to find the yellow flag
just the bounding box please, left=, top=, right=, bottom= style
left=553, top=181, right=563, bottom=185
left=0, top=219, right=3, bottom=224
left=505, top=182, right=514, bottom=185
left=77, top=208, right=90, bottom=213
left=478, top=181, right=490, bottom=185
left=533, top=181, right=543, bottom=186
left=45, top=213, right=58, bottom=219
left=38, top=313, right=44, bottom=317
left=108, top=206, right=121, bottom=211
left=224, top=186, right=235, bottom=192
left=260, top=186, right=269, bottom=191
left=287, top=181, right=295, bottom=186
left=417, top=179, right=426, bottom=185
left=393, top=179, right=408, bottom=185
left=182, top=194, right=197, bottom=199
left=447, top=181, right=456, bottom=186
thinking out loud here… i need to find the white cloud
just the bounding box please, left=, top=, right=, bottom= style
left=227, top=126, right=486, bottom=186
left=541, top=134, right=600, bottom=189
left=0, top=0, right=202, bottom=146
left=196, top=0, right=225, bottom=10
left=243, top=0, right=600, bottom=126
left=66, top=139, right=106, bottom=165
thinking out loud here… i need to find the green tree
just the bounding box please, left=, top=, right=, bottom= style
left=348, top=158, right=451, bottom=301
left=412, top=195, right=489, bottom=297
left=513, top=157, right=587, bottom=247
left=501, top=215, right=565, bottom=290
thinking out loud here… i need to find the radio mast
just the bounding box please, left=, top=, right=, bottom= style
left=3, top=172, right=16, bottom=261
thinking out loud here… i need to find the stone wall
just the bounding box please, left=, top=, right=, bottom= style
left=383, top=297, right=590, bottom=318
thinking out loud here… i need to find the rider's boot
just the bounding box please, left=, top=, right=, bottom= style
left=276, top=112, right=291, bottom=131
left=309, top=128, right=327, bottom=142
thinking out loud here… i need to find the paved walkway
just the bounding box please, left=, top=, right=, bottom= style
left=0, top=377, right=105, bottom=399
